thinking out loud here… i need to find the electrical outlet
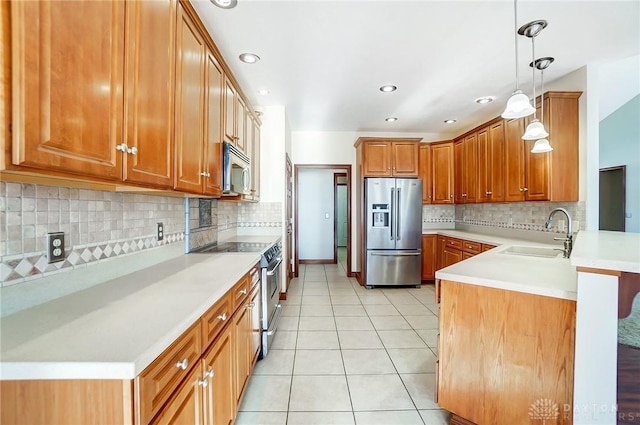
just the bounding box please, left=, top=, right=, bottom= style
left=157, top=222, right=164, bottom=241
left=46, top=232, right=65, bottom=263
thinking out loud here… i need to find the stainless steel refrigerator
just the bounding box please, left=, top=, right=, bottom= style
left=365, top=178, right=422, bottom=288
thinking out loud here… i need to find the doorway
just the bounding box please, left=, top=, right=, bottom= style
left=294, top=164, right=352, bottom=277
left=334, top=173, right=348, bottom=266
left=599, top=166, right=626, bottom=231
left=285, top=154, right=293, bottom=285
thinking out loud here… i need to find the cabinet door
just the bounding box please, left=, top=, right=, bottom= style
left=249, top=283, right=262, bottom=365
left=251, top=118, right=261, bottom=201
left=202, top=326, right=234, bottom=425
left=223, top=78, right=236, bottom=143
left=477, top=128, right=491, bottom=203
left=122, top=0, right=175, bottom=188
left=463, top=134, right=478, bottom=203
left=419, top=144, right=432, bottom=204
left=524, top=139, right=550, bottom=201
left=173, top=3, right=206, bottom=193
left=504, top=118, right=525, bottom=202
left=488, top=121, right=506, bottom=202
left=431, top=143, right=454, bottom=204
left=454, top=141, right=464, bottom=203
left=203, top=50, right=224, bottom=197
left=236, top=97, right=247, bottom=153
left=362, top=141, right=392, bottom=177
left=443, top=247, right=462, bottom=267
left=233, top=305, right=251, bottom=403
left=11, top=1, right=124, bottom=180
left=151, top=365, right=203, bottom=425
left=421, top=235, right=437, bottom=280
left=436, top=236, right=447, bottom=271
left=391, top=142, right=419, bottom=176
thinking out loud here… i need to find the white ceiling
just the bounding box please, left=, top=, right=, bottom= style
left=191, top=0, right=640, bottom=137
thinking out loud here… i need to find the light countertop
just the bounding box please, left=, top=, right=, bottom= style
left=0, top=236, right=280, bottom=381
left=570, top=231, right=640, bottom=273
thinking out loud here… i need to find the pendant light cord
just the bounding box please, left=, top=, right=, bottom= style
left=540, top=67, right=545, bottom=127
left=513, top=0, right=520, bottom=90
left=531, top=37, right=537, bottom=119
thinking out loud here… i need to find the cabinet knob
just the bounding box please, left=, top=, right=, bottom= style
left=116, top=143, right=128, bottom=152
left=127, top=146, right=138, bottom=155
left=449, top=195, right=453, bottom=199
left=239, top=288, right=248, bottom=295
left=523, top=187, right=529, bottom=192
left=200, top=171, right=208, bottom=177
left=486, top=191, right=492, bottom=195
left=176, top=358, right=189, bottom=370
left=217, top=313, right=227, bottom=321
left=519, top=188, right=524, bottom=192
left=248, top=302, right=256, bottom=309
left=198, top=378, right=209, bottom=387
left=205, top=368, right=214, bottom=378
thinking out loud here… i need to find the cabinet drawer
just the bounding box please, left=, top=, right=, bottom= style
left=201, top=293, right=232, bottom=350
left=137, top=321, right=202, bottom=425
left=231, top=274, right=250, bottom=312
left=462, top=240, right=481, bottom=255
left=444, top=237, right=463, bottom=250
left=482, top=243, right=497, bottom=252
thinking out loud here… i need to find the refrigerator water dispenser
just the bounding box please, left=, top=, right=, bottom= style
left=372, top=204, right=389, bottom=227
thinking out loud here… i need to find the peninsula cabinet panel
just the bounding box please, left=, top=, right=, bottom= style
left=173, top=3, right=207, bottom=194
left=430, top=142, right=454, bottom=204
left=122, top=0, right=176, bottom=188
left=438, top=280, right=576, bottom=425
left=10, top=0, right=125, bottom=180
left=0, top=379, right=133, bottom=425
left=419, top=144, right=432, bottom=203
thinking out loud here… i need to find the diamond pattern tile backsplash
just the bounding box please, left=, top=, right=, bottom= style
left=0, top=182, right=185, bottom=286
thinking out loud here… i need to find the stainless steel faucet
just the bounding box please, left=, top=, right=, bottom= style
left=545, top=208, right=573, bottom=258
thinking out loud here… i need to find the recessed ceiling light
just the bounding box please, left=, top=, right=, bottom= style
left=444, top=119, right=457, bottom=124
left=379, top=85, right=397, bottom=93
left=257, top=89, right=270, bottom=96
left=239, top=53, right=260, bottom=64
left=210, top=0, right=237, bottom=9
left=385, top=117, right=398, bottom=122
left=475, top=96, right=495, bottom=104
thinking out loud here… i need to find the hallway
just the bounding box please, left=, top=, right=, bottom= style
left=235, top=256, right=449, bottom=425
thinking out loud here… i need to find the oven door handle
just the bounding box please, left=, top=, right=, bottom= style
left=265, top=304, right=283, bottom=336
left=266, top=257, right=283, bottom=275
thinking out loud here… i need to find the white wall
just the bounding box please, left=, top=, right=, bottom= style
left=297, top=169, right=336, bottom=260
left=598, top=55, right=640, bottom=121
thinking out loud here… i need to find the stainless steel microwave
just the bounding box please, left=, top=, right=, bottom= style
left=222, top=141, right=251, bottom=196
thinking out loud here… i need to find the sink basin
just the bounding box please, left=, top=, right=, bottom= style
left=501, top=245, right=563, bottom=258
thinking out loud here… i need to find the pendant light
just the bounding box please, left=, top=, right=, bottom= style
left=520, top=20, right=549, bottom=140
left=531, top=57, right=555, bottom=153
left=501, top=0, right=536, bottom=119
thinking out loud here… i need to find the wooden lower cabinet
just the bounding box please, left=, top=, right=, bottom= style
left=203, top=325, right=235, bottom=425
left=421, top=234, right=437, bottom=280
left=233, top=299, right=252, bottom=404
left=438, top=280, right=576, bottom=425
left=443, top=246, right=462, bottom=267
left=151, top=365, right=203, bottom=425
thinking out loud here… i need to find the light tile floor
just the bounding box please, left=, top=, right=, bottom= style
left=236, top=250, right=451, bottom=425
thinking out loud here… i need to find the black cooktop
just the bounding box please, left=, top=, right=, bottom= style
left=195, top=241, right=272, bottom=254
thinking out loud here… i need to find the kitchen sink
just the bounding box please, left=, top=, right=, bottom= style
left=500, top=245, right=564, bottom=258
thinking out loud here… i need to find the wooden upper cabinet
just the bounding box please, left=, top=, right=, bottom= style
left=391, top=141, right=419, bottom=176
left=122, top=0, right=176, bottom=188
left=357, top=138, right=420, bottom=177
left=250, top=116, right=261, bottom=201
left=173, top=3, right=206, bottom=194
left=504, top=118, right=526, bottom=202
left=419, top=144, right=432, bottom=204
left=454, top=141, right=464, bottom=204
left=203, top=50, right=224, bottom=197
left=361, top=140, right=393, bottom=176
left=477, top=121, right=505, bottom=203
left=236, top=97, right=247, bottom=153
left=223, top=77, right=237, bottom=144
left=11, top=0, right=125, bottom=180
left=454, top=134, right=478, bottom=204
left=431, top=141, right=454, bottom=204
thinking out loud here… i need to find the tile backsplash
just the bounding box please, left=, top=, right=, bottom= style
left=0, top=182, right=185, bottom=286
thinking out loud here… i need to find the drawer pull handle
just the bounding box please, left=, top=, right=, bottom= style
left=176, top=359, right=189, bottom=370
left=198, top=378, right=208, bottom=387
left=248, top=302, right=256, bottom=309
left=205, top=369, right=215, bottom=378
left=217, top=313, right=227, bottom=321
left=239, top=289, right=248, bottom=295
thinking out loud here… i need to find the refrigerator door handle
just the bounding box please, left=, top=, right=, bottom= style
left=390, top=187, right=395, bottom=240
left=370, top=252, right=421, bottom=256
left=396, top=188, right=401, bottom=241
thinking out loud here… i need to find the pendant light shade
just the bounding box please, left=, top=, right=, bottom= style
left=531, top=138, right=553, bottom=153
left=502, top=90, right=536, bottom=119
left=522, top=119, right=549, bottom=140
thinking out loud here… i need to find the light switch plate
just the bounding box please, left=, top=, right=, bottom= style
left=46, top=232, right=65, bottom=263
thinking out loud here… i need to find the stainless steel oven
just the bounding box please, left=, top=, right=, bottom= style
left=260, top=243, right=283, bottom=358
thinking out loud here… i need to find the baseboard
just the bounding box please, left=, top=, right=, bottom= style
left=300, top=259, right=334, bottom=264
left=279, top=292, right=287, bottom=301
